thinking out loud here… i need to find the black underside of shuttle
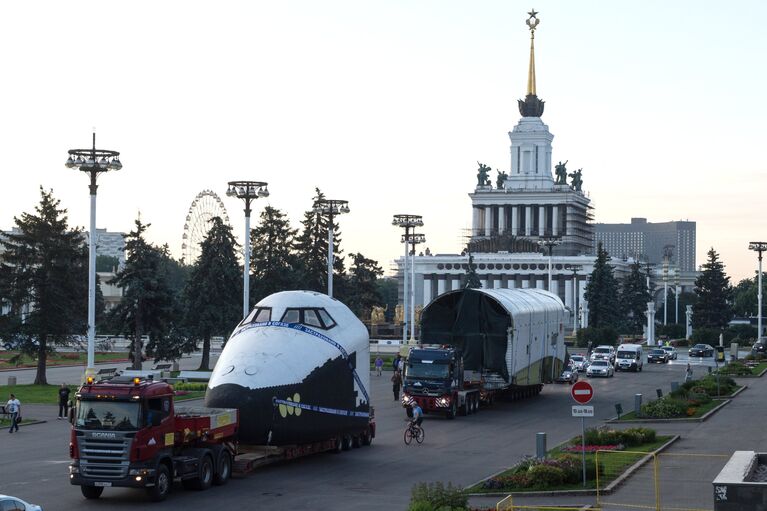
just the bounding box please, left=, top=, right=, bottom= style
left=205, top=354, right=369, bottom=445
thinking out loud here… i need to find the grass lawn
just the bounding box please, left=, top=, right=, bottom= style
left=370, top=354, right=396, bottom=371
left=0, top=384, right=79, bottom=404
left=742, top=362, right=767, bottom=375
left=616, top=399, right=722, bottom=421
left=174, top=391, right=206, bottom=401
left=0, top=351, right=129, bottom=370
left=467, top=436, right=671, bottom=493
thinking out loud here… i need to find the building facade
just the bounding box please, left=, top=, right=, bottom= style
left=594, top=218, right=696, bottom=272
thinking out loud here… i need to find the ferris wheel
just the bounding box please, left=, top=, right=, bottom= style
left=181, top=190, right=231, bottom=264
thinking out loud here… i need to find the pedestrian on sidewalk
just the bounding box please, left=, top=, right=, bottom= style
left=58, top=384, right=71, bottom=420
left=391, top=370, right=402, bottom=401
left=374, top=356, right=384, bottom=376
left=685, top=363, right=693, bottom=383
left=6, top=393, right=21, bottom=433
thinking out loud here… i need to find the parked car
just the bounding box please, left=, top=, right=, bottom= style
left=0, top=495, right=43, bottom=511
left=647, top=348, right=669, bottom=363
left=555, top=366, right=579, bottom=384
left=590, top=345, right=616, bottom=364
left=689, top=344, right=715, bottom=357
left=569, top=354, right=589, bottom=372
left=751, top=341, right=767, bottom=356
left=586, top=360, right=614, bottom=378
left=661, top=345, right=678, bottom=360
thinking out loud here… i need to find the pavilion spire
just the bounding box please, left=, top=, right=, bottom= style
left=518, top=9, right=545, bottom=117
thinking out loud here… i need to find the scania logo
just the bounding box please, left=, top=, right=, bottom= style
left=92, top=432, right=116, bottom=439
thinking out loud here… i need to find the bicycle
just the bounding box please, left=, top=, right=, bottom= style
left=403, top=421, right=425, bottom=445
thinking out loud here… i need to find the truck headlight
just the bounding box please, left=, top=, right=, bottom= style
left=69, top=466, right=79, bottom=474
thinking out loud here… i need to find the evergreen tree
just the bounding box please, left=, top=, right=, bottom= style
left=250, top=206, right=299, bottom=302
left=345, top=253, right=384, bottom=319
left=620, top=262, right=651, bottom=334
left=584, top=242, right=621, bottom=328
left=692, top=248, right=734, bottom=329
left=294, top=188, right=346, bottom=296
left=0, top=188, right=91, bottom=384
left=465, top=254, right=482, bottom=289
left=110, top=218, right=177, bottom=369
left=182, top=217, right=242, bottom=369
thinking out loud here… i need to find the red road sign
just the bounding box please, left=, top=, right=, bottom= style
left=571, top=380, right=594, bottom=404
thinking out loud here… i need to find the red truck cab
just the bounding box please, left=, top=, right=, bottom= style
left=69, top=375, right=237, bottom=501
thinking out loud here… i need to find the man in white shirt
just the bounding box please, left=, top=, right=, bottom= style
left=6, top=393, right=21, bottom=433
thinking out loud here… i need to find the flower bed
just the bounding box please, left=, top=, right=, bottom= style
left=718, top=360, right=767, bottom=377
left=470, top=427, right=667, bottom=493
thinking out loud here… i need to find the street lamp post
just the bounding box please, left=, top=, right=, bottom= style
left=663, top=257, right=669, bottom=326
left=226, top=181, right=269, bottom=318
left=749, top=242, right=767, bottom=340
left=313, top=199, right=350, bottom=298
left=674, top=268, right=680, bottom=324
left=393, top=214, right=423, bottom=344
left=404, top=232, right=426, bottom=342
left=65, top=133, right=122, bottom=377
left=567, top=264, right=583, bottom=334
left=537, top=236, right=562, bottom=291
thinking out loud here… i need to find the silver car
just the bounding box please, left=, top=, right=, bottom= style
left=569, top=354, right=589, bottom=372
left=661, top=345, right=678, bottom=360
left=586, top=360, right=614, bottom=378
left=0, top=495, right=43, bottom=511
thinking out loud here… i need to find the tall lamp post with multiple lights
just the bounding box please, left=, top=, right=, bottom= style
left=392, top=214, right=423, bottom=344
left=65, top=133, right=122, bottom=376
left=226, top=181, right=269, bottom=318
left=674, top=268, right=680, bottom=324
left=750, top=242, right=767, bottom=341
left=313, top=199, right=349, bottom=298
left=537, top=235, right=561, bottom=291
left=404, top=232, right=426, bottom=342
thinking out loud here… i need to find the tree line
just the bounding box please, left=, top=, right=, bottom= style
left=582, top=242, right=758, bottom=346
left=0, top=187, right=390, bottom=383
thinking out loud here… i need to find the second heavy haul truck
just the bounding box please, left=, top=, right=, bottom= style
left=401, top=288, right=567, bottom=418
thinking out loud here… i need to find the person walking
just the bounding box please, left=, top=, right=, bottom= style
left=685, top=363, right=693, bottom=383
left=392, top=354, right=402, bottom=372
left=374, top=356, right=384, bottom=376
left=391, top=370, right=402, bottom=401
left=6, top=393, right=21, bottom=433
left=58, top=384, right=71, bottom=420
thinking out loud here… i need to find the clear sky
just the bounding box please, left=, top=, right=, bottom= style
left=1, top=1, right=765, bottom=281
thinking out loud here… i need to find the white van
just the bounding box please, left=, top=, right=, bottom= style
left=615, top=344, right=643, bottom=372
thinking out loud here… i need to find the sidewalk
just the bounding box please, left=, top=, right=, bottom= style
left=469, top=374, right=766, bottom=510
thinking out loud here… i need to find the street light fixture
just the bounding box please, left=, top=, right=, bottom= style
left=313, top=199, right=350, bottom=298
left=392, top=214, right=423, bottom=344
left=537, top=235, right=562, bottom=291
left=403, top=232, right=426, bottom=343
left=66, top=132, right=122, bottom=377
left=226, top=180, right=269, bottom=318
left=566, top=264, right=583, bottom=334
left=749, top=242, right=767, bottom=340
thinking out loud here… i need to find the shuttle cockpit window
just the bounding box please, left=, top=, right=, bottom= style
left=241, top=307, right=272, bottom=326
left=280, top=308, right=337, bottom=330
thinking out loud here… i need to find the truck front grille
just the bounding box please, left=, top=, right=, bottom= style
left=79, top=437, right=131, bottom=479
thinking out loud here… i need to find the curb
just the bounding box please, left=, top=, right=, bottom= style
left=4, top=419, right=47, bottom=429
left=465, top=436, right=679, bottom=499
left=606, top=399, right=731, bottom=424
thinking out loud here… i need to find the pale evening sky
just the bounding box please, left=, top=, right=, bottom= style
left=1, top=1, right=765, bottom=282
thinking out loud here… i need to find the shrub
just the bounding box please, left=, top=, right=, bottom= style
left=641, top=398, right=687, bottom=418
left=717, top=361, right=753, bottom=376
left=409, top=482, right=467, bottom=511
left=527, top=464, right=566, bottom=487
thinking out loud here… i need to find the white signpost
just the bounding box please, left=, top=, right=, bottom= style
left=570, top=381, right=595, bottom=487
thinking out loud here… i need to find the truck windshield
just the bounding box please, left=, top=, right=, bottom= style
left=76, top=400, right=141, bottom=431
left=406, top=362, right=450, bottom=379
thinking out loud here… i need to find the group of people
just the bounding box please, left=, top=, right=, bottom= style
left=5, top=383, right=71, bottom=434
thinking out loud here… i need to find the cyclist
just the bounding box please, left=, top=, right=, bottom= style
left=409, top=402, right=423, bottom=428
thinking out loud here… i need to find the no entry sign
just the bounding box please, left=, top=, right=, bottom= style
left=571, top=380, right=594, bottom=404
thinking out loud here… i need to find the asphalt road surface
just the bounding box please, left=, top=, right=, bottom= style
left=1, top=358, right=724, bottom=511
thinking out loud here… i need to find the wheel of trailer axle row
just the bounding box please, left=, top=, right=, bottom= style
left=361, top=428, right=373, bottom=446
left=213, top=450, right=232, bottom=486
left=332, top=436, right=343, bottom=453
left=147, top=464, right=172, bottom=502
left=461, top=399, right=469, bottom=416
left=342, top=434, right=353, bottom=451
left=472, top=395, right=479, bottom=414
left=352, top=434, right=361, bottom=448
left=81, top=486, right=104, bottom=500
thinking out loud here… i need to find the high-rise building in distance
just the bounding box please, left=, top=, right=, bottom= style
left=594, top=218, right=696, bottom=271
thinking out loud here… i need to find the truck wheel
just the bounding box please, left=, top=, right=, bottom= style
left=213, top=450, right=232, bottom=486
left=185, top=455, right=213, bottom=491
left=147, top=464, right=171, bottom=502
left=447, top=402, right=456, bottom=420
left=332, top=436, right=343, bottom=454
left=361, top=428, right=373, bottom=446
left=81, top=486, right=103, bottom=500
left=342, top=435, right=353, bottom=451
left=473, top=396, right=480, bottom=414
left=461, top=400, right=469, bottom=416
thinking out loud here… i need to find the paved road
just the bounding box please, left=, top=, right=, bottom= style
left=1, top=358, right=726, bottom=511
